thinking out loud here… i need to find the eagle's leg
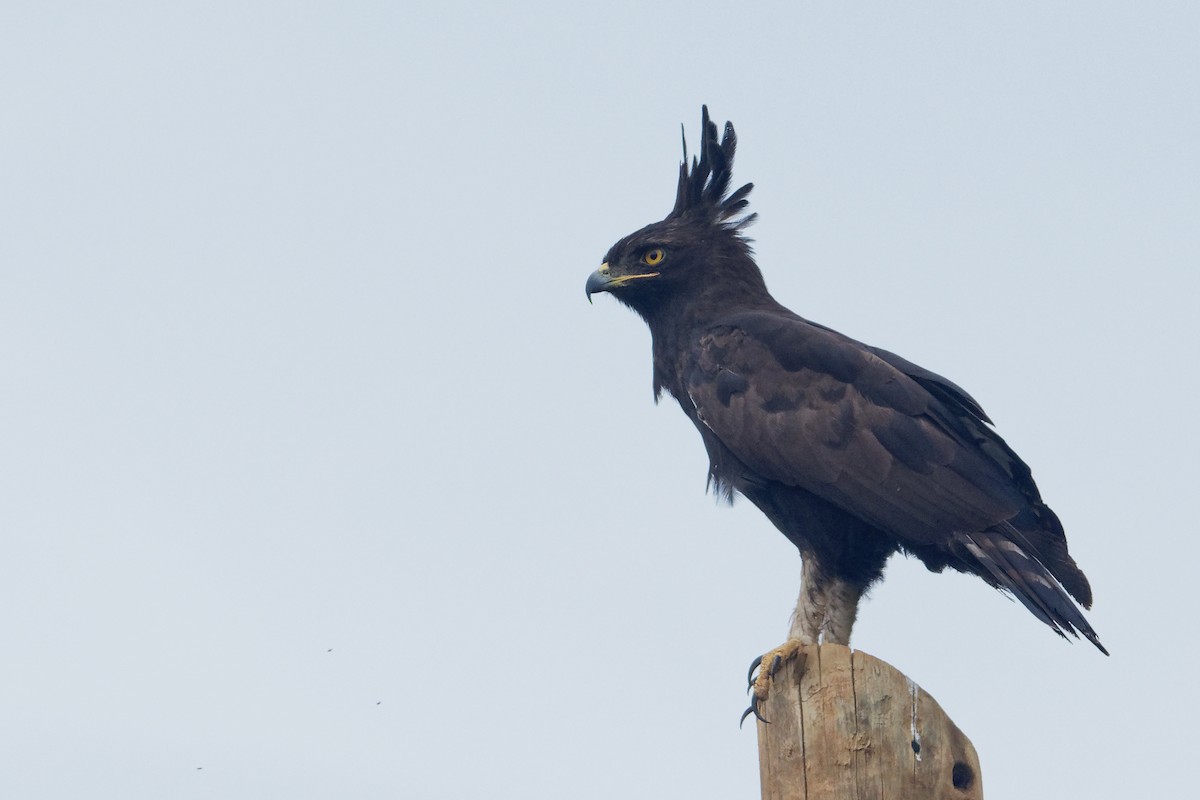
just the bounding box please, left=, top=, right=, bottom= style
left=745, top=556, right=863, bottom=725
left=787, top=554, right=828, bottom=643
left=819, top=574, right=863, bottom=645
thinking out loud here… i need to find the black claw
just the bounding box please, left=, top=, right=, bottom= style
left=770, top=653, right=783, bottom=677
left=746, top=654, right=763, bottom=693
left=739, top=694, right=769, bottom=728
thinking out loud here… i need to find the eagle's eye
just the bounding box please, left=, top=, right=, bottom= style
left=642, top=248, right=666, bottom=267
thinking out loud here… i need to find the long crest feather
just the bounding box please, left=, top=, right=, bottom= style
left=669, top=106, right=757, bottom=230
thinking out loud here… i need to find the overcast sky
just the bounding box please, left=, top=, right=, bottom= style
left=2, top=2, right=1197, bottom=797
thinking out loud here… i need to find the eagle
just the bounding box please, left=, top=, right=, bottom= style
left=586, top=107, right=1106, bottom=717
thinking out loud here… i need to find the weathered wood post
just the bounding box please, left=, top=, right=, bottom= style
left=756, top=644, right=982, bottom=800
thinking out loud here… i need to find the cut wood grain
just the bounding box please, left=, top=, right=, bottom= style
left=756, top=644, right=982, bottom=800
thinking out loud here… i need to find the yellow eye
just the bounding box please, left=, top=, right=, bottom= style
left=643, top=248, right=665, bottom=266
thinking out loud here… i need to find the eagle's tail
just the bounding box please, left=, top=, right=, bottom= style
left=959, top=530, right=1109, bottom=655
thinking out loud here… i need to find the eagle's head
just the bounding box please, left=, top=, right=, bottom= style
left=586, top=106, right=766, bottom=324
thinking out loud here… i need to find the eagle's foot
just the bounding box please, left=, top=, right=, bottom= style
left=740, top=639, right=810, bottom=727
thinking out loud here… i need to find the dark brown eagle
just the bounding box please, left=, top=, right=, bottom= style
left=586, top=107, right=1106, bottom=714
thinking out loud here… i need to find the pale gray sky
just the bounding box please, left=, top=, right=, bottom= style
left=2, top=2, right=1196, bottom=797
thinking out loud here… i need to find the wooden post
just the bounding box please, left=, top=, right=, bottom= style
left=756, top=644, right=982, bottom=800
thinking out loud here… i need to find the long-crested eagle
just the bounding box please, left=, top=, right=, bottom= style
left=586, top=107, right=1106, bottom=716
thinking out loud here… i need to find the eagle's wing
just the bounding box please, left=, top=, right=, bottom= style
left=684, top=310, right=1025, bottom=545
left=685, top=310, right=1104, bottom=650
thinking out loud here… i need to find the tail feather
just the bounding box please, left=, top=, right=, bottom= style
left=960, top=531, right=1108, bottom=655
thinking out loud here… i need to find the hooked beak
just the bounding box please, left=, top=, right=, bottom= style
left=585, top=262, right=660, bottom=303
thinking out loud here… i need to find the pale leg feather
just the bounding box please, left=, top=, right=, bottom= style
left=787, top=557, right=863, bottom=646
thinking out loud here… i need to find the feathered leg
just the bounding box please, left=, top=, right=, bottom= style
left=745, top=555, right=863, bottom=725
left=787, top=556, right=825, bottom=643
left=821, top=575, right=864, bottom=645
